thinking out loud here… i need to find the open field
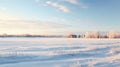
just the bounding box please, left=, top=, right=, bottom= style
left=0, top=38, right=120, bottom=67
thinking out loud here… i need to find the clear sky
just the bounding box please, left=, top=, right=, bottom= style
left=0, top=0, right=120, bottom=35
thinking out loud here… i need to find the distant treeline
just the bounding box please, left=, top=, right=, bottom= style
left=0, top=31, right=120, bottom=38
left=68, top=31, right=120, bottom=38
left=0, top=34, right=64, bottom=38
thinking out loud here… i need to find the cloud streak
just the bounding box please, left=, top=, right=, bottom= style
left=64, top=0, right=78, bottom=4
left=46, top=1, right=70, bottom=13
left=0, top=20, right=71, bottom=34
left=0, top=13, right=71, bottom=34
left=62, top=0, right=88, bottom=8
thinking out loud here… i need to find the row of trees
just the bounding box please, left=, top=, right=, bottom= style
left=68, top=31, right=120, bottom=38
left=0, top=34, right=64, bottom=38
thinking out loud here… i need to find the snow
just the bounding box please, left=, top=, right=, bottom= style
left=0, top=38, right=120, bottom=67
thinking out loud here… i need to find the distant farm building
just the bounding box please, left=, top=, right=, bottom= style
left=68, top=34, right=77, bottom=38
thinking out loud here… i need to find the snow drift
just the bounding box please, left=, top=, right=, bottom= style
left=0, top=38, right=120, bottom=67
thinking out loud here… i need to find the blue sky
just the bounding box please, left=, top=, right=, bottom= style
left=0, top=0, right=120, bottom=35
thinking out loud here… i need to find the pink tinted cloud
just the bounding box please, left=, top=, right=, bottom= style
left=46, top=1, right=70, bottom=13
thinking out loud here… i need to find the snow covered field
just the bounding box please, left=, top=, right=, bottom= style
left=0, top=38, right=120, bottom=67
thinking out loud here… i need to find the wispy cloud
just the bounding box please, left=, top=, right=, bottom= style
left=46, top=1, right=70, bottom=13
left=64, top=0, right=78, bottom=4
left=0, top=13, right=69, bottom=28
left=62, top=0, right=88, bottom=8
left=0, top=20, right=71, bottom=34
left=34, top=0, right=87, bottom=13
left=0, top=13, right=71, bottom=34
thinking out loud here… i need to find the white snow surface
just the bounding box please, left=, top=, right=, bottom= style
left=0, top=38, right=120, bottom=67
